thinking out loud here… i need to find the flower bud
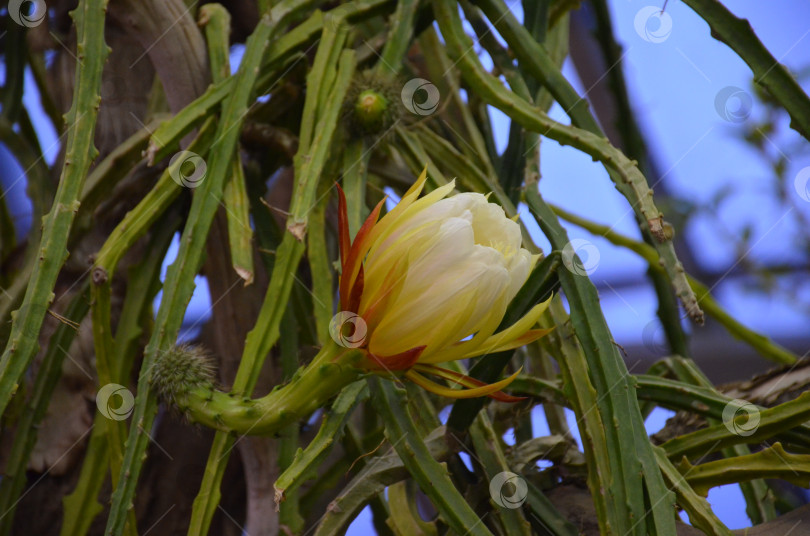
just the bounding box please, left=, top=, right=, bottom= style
left=344, top=71, right=400, bottom=138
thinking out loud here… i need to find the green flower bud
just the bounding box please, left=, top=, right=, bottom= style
left=344, top=71, right=401, bottom=138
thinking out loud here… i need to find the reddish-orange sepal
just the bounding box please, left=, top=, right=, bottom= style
left=336, top=183, right=351, bottom=268
left=346, top=264, right=364, bottom=314
left=338, top=195, right=386, bottom=311
left=366, top=345, right=426, bottom=372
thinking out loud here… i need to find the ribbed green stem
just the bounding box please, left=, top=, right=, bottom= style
left=79, top=116, right=166, bottom=212
left=512, top=373, right=810, bottom=452
left=274, top=381, right=367, bottom=498
left=662, top=391, right=810, bottom=461
left=524, top=186, right=676, bottom=535
left=313, top=426, right=450, bottom=536
left=306, top=188, right=334, bottom=345
left=375, top=0, right=418, bottom=76
left=681, top=443, right=810, bottom=496
left=550, top=202, right=798, bottom=365
left=278, top=310, right=304, bottom=532
left=469, top=413, right=533, bottom=536
left=646, top=356, right=778, bottom=522
left=417, top=26, right=497, bottom=177
left=104, top=3, right=303, bottom=531
left=654, top=447, right=733, bottom=536
left=200, top=4, right=231, bottom=82
left=0, top=284, right=89, bottom=535
left=435, top=0, right=702, bottom=324
left=342, top=139, right=369, bottom=237
left=0, top=0, right=109, bottom=418
left=186, top=9, right=356, bottom=534
left=368, top=378, right=494, bottom=536
left=62, top=216, right=177, bottom=536
left=93, top=118, right=215, bottom=281
left=91, top=281, right=138, bottom=536
left=637, top=375, right=810, bottom=442
left=202, top=3, right=255, bottom=285
left=172, top=341, right=362, bottom=434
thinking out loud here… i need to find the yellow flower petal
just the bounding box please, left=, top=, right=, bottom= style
left=365, top=180, right=457, bottom=265
left=425, top=296, right=553, bottom=363
left=404, top=367, right=523, bottom=399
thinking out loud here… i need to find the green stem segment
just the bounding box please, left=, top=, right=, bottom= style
left=550, top=203, right=798, bottom=366
left=525, top=187, right=677, bottom=535
left=433, top=0, right=702, bottom=324
left=0, top=0, right=109, bottom=418
left=367, top=378, right=494, bottom=536
left=186, top=15, right=357, bottom=534
left=0, top=285, right=89, bottom=535
left=662, top=391, right=810, bottom=461
left=168, top=341, right=363, bottom=435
